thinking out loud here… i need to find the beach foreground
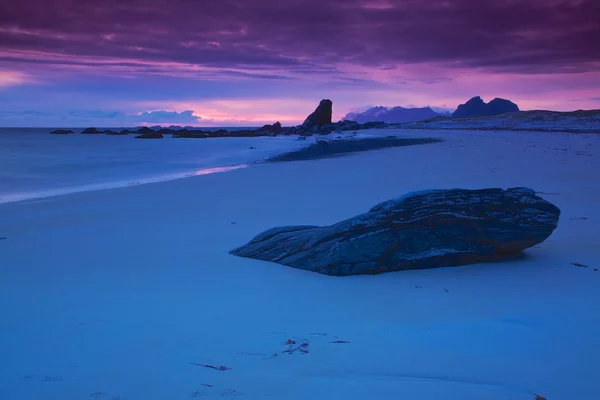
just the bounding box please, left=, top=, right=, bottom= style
left=1, top=129, right=599, bottom=399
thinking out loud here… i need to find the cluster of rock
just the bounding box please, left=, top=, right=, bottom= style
left=230, top=187, right=560, bottom=276
left=49, top=99, right=388, bottom=138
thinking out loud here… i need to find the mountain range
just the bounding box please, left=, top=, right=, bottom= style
left=343, top=106, right=442, bottom=124
left=344, top=97, right=521, bottom=124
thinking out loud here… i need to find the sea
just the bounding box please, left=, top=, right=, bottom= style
left=0, top=127, right=309, bottom=204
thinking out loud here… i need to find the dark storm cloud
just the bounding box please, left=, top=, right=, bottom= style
left=0, top=0, right=598, bottom=74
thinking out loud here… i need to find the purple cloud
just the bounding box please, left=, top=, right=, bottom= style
left=0, top=0, right=598, bottom=75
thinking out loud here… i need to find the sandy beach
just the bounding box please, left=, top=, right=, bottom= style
left=1, top=128, right=599, bottom=399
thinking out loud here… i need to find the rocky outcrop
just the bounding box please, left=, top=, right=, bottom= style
left=136, top=127, right=155, bottom=134
left=49, top=129, right=74, bottom=134
left=104, top=130, right=128, bottom=136
left=302, top=99, right=333, bottom=127
left=81, top=127, right=102, bottom=134
left=230, top=187, right=560, bottom=276
left=453, top=96, right=519, bottom=117
left=58, top=100, right=391, bottom=140
left=172, top=129, right=209, bottom=138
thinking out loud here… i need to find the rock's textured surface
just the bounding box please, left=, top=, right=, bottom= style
left=230, top=187, right=560, bottom=276
left=49, top=129, right=74, bottom=134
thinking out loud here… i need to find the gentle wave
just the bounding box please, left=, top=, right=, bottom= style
left=0, top=164, right=248, bottom=204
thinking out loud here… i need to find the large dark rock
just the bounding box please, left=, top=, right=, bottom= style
left=302, top=99, right=333, bottom=127
left=453, top=96, right=519, bottom=117
left=230, top=187, right=560, bottom=276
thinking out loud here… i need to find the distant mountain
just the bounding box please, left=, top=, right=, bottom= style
left=343, top=106, right=441, bottom=124
left=453, top=96, right=519, bottom=117
left=392, top=109, right=600, bottom=133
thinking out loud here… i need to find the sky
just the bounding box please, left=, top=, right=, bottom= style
left=0, top=0, right=599, bottom=127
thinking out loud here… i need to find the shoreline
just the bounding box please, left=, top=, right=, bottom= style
left=0, top=128, right=595, bottom=207
left=0, top=164, right=250, bottom=205
left=0, top=134, right=441, bottom=206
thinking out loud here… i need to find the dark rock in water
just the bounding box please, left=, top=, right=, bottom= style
left=104, top=130, right=127, bottom=136
left=157, top=128, right=178, bottom=135
left=302, top=99, right=333, bottom=127
left=136, top=126, right=155, bottom=134
left=134, top=132, right=163, bottom=139
left=230, top=187, right=560, bottom=276
left=453, top=96, right=519, bottom=117
left=173, top=129, right=208, bottom=138
left=81, top=127, right=102, bottom=134
left=49, top=129, right=74, bottom=134
left=258, top=121, right=283, bottom=134
left=295, top=136, right=307, bottom=141
left=266, top=137, right=441, bottom=162
left=120, top=130, right=132, bottom=135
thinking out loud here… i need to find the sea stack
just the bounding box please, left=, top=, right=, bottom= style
left=302, top=99, right=333, bottom=127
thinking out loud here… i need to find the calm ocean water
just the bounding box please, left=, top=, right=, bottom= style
left=0, top=127, right=307, bottom=203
